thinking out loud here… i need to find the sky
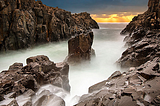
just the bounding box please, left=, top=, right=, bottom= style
left=40, top=0, right=148, bottom=22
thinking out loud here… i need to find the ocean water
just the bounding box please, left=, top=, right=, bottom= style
left=0, top=23, right=128, bottom=106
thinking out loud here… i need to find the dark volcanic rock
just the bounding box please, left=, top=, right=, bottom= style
left=66, top=31, right=95, bottom=64
left=118, top=0, right=160, bottom=68
left=0, top=0, right=99, bottom=51
left=0, top=55, right=70, bottom=105
left=75, top=57, right=160, bottom=106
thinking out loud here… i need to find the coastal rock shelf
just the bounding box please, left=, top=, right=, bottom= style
left=0, top=0, right=99, bottom=51
left=75, top=57, right=160, bottom=106
left=118, top=30, right=160, bottom=67
left=0, top=55, right=70, bottom=105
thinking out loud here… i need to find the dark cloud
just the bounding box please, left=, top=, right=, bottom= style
left=41, top=0, right=148, bottom=14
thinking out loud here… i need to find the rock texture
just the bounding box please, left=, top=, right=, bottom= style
left=0, top=55, right=70, bottom=105
left=0, top=0, right=99, bottom=51
left=75, top=0, right=160, bottom=106
left=32, top=85, right=67, bottom=106
left=75, top=57, right=160, bottom=106
left=118, top=0, right=160, bottom=68
left=66, top=31, right=95, bottom=64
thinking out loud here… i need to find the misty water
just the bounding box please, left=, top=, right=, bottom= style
left=0, top=23, right=127, bottom=106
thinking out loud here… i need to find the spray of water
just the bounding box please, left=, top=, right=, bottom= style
left=0, top=23, right=127, bottom=106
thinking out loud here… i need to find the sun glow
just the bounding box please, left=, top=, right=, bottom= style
left=91, top=13, right=138, bottom=23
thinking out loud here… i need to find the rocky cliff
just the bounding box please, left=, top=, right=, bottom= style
left=118, top=0, right=160, bottom=68
left=0, top=0, right=99, bottom=51
left=75, top=0, right=160, bottom=106
left=0, top=55, right=70, bottom=105
left=121, top=0, right=160, bottom=36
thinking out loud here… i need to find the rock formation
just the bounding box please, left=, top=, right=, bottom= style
left=75, top=57, right=160, bottom=106
left=118, top=0, right=160, bottom=68
left=0, top=55, right=70, bottom=105
left=75, top=0, right=160, bottom=106
left=0, top=0, right=99, bottom=51
left=121, top=0, right=160, bottom=36
left=66, top=31, right=95, bottom=64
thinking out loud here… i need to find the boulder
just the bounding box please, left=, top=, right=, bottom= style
left=0, top=98, right=19, bottom=106
left=89, top=71, right=122, bottom=93
left=76, top=58, right=160, bottom=106
left=33, top=90, right=65, bottom=106
left=0, top=55, right=70, bottom=106
left=9, top=63, right=23, bottom=70
left=66, top=31, right=95, bottom=64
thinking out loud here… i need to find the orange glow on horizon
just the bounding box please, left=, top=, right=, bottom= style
left=91, top=13, right=138, bottom=23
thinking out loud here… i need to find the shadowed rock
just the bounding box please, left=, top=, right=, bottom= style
left=0, top=0, right=99, bottom=51
left=75, top=1, right=160, bottom=105
left=33, top=89, right=65, bottom=106
left=66, top=31, right=95, bottom=64
left=118, top=0, right=160, bottom=68
left=75, top=57, right=160, bottom=106
left=0, top=55, right=70, bottom=105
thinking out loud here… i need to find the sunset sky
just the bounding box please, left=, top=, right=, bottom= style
left=41, top=0, right=148, bottom=22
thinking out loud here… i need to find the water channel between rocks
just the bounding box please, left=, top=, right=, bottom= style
left=0, top=23, right=128, bottom=106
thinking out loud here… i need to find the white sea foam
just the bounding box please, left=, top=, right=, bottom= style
left=0, top=23, right=127, bottom=106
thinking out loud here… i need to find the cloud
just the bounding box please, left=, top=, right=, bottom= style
left=41, top=0, right=148, bottom=22
left=91, top=12, right=140, bottom=22
left=41, top=0, right=148, bottom=14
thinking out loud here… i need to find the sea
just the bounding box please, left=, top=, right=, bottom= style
left=0, top=22, right=128, bottom=106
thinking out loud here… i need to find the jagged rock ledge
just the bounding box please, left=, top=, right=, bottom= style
left=0, top=55, right=70, bottom=106
left=75, top=0, right=160, bottom=105
left=118, top=0, right=160, bottom=68
left=75, top=57, right=160, bottom=106
left=0, top=0, right=99, bottom=51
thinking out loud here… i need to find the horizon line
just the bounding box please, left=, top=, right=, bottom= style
left=97, top=22, right=129, bottom=23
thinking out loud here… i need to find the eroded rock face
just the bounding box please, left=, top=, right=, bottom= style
left=75, top=1, right=160, bottom=105
left=0, top=0, right=99, bottom=51
left=121, top=0, right=160, bottom=36
left=118, top=0, right=160, bottom=68
left=75, top=57, right=160, bottom=106
left=66, top=31, right=95, bottom=64
left=0, top=55, right=70, bottom=105
left=118, top=31, right=160, bottom=67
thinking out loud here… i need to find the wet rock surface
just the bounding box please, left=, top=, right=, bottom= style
left=118, top=0, right=160, bottom=68
left=0, top=55, right=70, bottom=105
left=66, top=31, right=95, bottom=64
left=32, top=84, right=68, bottom=106
left=75, top=0, right=160, bottom=106
left=75, top=57, right=160, bottom=106
left=32, top=88, right=65, bottom=106
left=0, top=0, right=99, bottom=51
